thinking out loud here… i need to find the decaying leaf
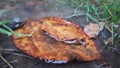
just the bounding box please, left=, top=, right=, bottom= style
left=12, top=17, right=101, bottom=63
left=84, top=22, right=105, bottom=38
left=40, top=17, right=88, bottom=44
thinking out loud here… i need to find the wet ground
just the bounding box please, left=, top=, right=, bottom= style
left=0, top=0, right=120, bottom=68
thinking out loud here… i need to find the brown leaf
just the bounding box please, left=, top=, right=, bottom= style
left=12, top=17, right=101, bottom=63
left=84, top=22, right=105, bottom=38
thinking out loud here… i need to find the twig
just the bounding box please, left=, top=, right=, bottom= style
left=64, top=13, right=86, bottom=18
left=101, top=31, right=107, bottom=38
left=105, top=25, right=112, bottom=33
left=109, top=46, right=120, bottom=54
left=2, top=51, right=32, bottom=58
left=0, top=60, right=18, bottom=65
left=0, top=49, right=18, bottom=51
left=12, top=53, right=32, bottom=58
left=0, top=54, right=13, bottom=68
left=9, top=60, right=18, bottom=63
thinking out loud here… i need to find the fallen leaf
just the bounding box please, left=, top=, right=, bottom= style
left=84, top=22, right=105, bottom=38
left=12, top=17, right=101, bottom=63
